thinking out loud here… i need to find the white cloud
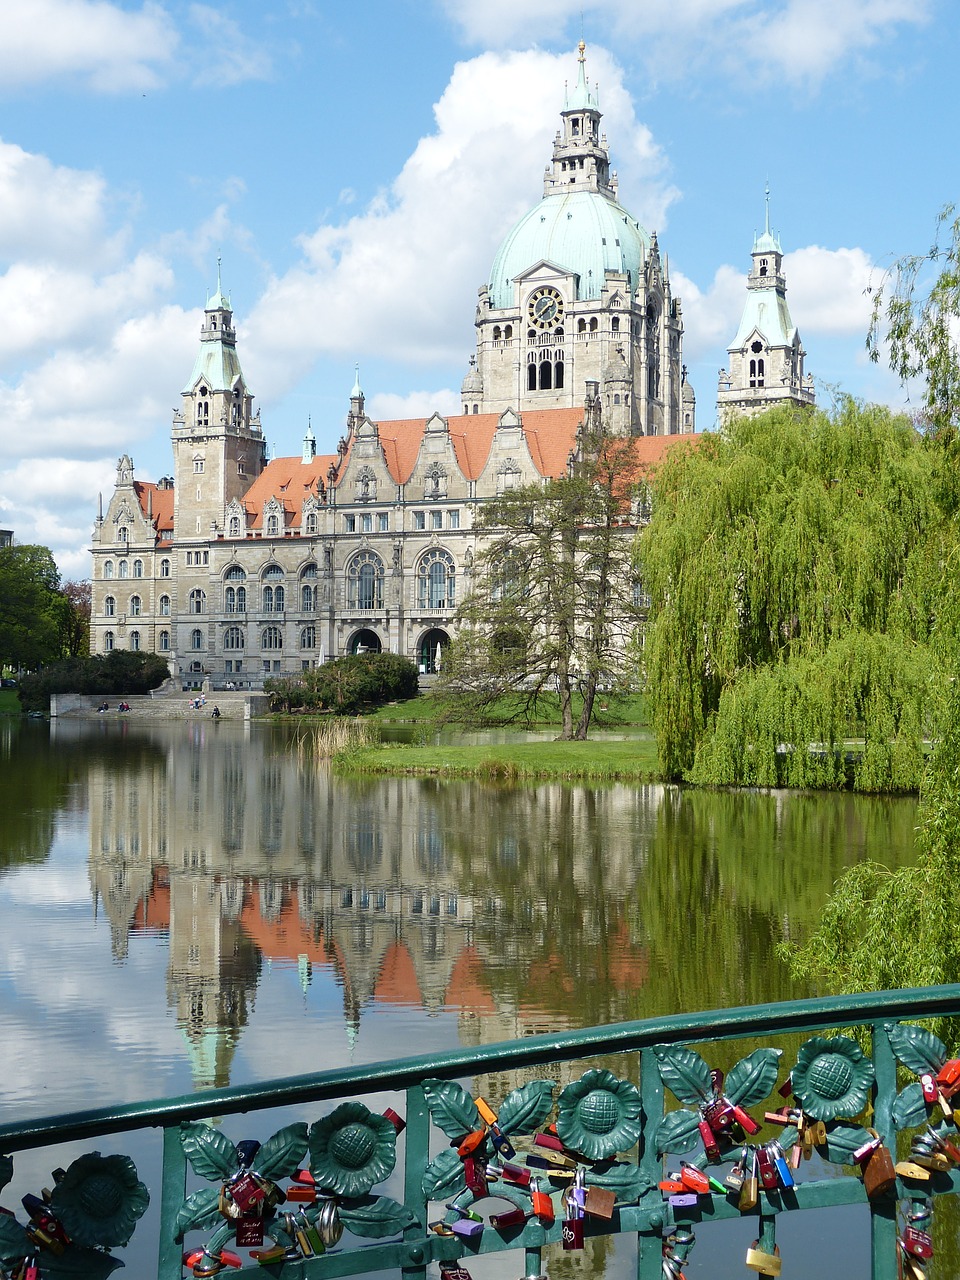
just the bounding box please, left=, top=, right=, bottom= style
left=439, top=0, right=930, bottom=85
left=0, top=0, right=177, bottom=92
left=672, top=263, right=747, bottom=364
left=367, top=389, right=462, bottom=421
left=186, top=5, right=273, bottom=86
left=783, top=245, right=874, bottom=336
left=244, top=48, right=677, bottom=393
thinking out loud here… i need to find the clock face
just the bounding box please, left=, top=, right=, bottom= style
left=527, top=286, right=564, bottom=330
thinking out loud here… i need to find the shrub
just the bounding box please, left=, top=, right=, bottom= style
left=18, top=651, right=170, bottom=712
left=266, top=653, right=419, bottom=715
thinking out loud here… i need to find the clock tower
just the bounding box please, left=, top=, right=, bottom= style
left=464, top=44, right=689, bottom=436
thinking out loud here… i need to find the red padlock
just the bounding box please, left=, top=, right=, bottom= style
left=921, top=1073, right=939, bottom=1104
left=902, top=1226, right=934, bottom=1261
left=531, top=1178, right=554, bottom=1224
left=383, top=1107, right=406, bottom=1135
left=698, top=1119, right=720, bottom=1162
left=731, top=1104, right=761, bottom=1136
left=561, top=1213, right=584, bottom=1251
left=679, top=1164, right=710, bottom=1195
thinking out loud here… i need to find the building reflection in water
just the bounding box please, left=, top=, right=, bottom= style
left=78, top=721, right=658, bottom=1094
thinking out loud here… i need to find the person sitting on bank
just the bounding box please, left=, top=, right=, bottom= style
left=212, top=705, right=221, bottom=719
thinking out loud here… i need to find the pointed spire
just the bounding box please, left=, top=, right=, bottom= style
left=302, top=416, right=317, bottom=463
left=754, top=184, right=781, bottom=253
left=565, top=39, right=598, bottom=110
left=206, top=257, right=231, bottom=312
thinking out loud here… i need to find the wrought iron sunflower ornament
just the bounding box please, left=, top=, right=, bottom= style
left=791, top=1035, right=875, bottom=1122
left=49, top=1151, right=150, bottom=1248
left=556, top=1068, right=642, bottom=1160
left=308, top=1102, right=398, bottom=1197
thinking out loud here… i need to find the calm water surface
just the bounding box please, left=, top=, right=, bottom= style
left=0, top=717, right=924, bottom=1278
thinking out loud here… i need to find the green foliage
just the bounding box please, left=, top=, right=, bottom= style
left=266, top=653, right=418, bottom=715
left=641, top=401, right=957, bottom=785
left=867, top=204, right=960, bottom=436
left=785, top=674, right=960, bottom=1040
left=17, top=650, right=169, bottom=712
left=0, top=544, right=64, bottom=671
left=439, top=430, right=643, bottom=740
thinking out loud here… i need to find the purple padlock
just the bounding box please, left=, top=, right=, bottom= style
left=450, top=1217, right=484, bottom=1239
left=668, top=1193, right=699, bottom=1209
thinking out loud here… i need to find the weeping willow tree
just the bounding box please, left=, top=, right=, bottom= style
left=640, top=400, right=960, bottom=788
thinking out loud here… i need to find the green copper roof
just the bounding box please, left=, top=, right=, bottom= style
left=182, top=337, right=245, bottom=394
left=565, top=42, right=598, bottom=111
left=732, top=287, right=798, bottom=349
left=489, top=189, right=649, bottom=309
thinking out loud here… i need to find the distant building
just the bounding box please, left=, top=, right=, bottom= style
left=717, top=191, right=816, bottom=424
left=0, top=530, right=13, bottom=548
left=89, top=45, right=695, bottom=685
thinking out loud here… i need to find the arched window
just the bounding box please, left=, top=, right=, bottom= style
left=493, top=325, right=501, bottom=340
left=266, top=513, right=280, bottom=536
left=304, top=512, right=318, bottom=535
left=190, top=628, right=203, bottom=650
left=104, top=631, right=114, bottom=652
left=225, top=586, right=236, bottom=612
left=189, top=589, right=205, bottom=614
left=159, top=630, right=169, bottom=651
left=300, top=563, right=318, bottom=578
left=589, top=317, right=598, bottom=332
left=578, top=318, right=586, bottom=333
left=118, top=560, right=128, bottom=578
left=539, top=359, right=552, bottom=390
left=612, top=316, right=620, bottom=332
left=301, top=584, right=316, bottom=611
left=133, top=559, right=143, bottom=578
left=118, top=527, right=128, bottom=543
left=263, top=564, right=284, bottom=579
left=504, top=324, right=513, bottom=339
left=228, top=515, right=241, bottom=537
left=197, top=400, right=209, bottom=427
left=104, top=596, right=116, bottom=617
left=263, top=585, right=273, bottom=612
left=555, top=358, right=564, bottom=389
left=418, top=549, right=455, bottom=609
left=224, top=627, right=244, bottom=650
left=261, top=626, right=283, bottom=650
left=347, top=551, right=384, bottom=610
left=527, top=361, right=537, bottom=391
left=130, top=630, right=141, bottom=651
left=159, top=558, right=170, bottom=578
left=301, top=626, right=316, bottom=649
left=225, top=565, right=246, bottom=580
left=129, top=595, right=141, bottom=616
left=104, top=560, right=114, bottom=579
left=273, top=585, right=285, bottom=612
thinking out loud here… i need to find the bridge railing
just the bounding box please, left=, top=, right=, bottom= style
left=1, top=986, right=959, bottom=1280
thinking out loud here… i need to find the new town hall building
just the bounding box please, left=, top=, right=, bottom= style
left=90, top=47, right=814, bottom=684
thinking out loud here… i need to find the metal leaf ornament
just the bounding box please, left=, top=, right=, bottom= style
left=556, top=1068, right=642, bottom=1160
left=892, top=1082, right=929, bottom=1132
left=49, top=1151, right=149, bottom=1248
left=885, top=1022, right=948, bottom=1076
left=654, top=1107, right=701, bottom=1158
left=497, top=1080, right=556, bottom=1135
left=179, top=1122, right=238, bottom=1181
left=652, top=1046, right=712, bottom=1105
left=339, top=1195, right=417, bottom=1239
left=791, top=1036, right=875, bottom=1122
left=421, top=1147, right=467, bottom=1202
left=36, top=1246, right=125, bottom=1278
left=587, top=1160, right=652, bottom=1203
left=421, top=1079, right=481, bottom=1140
left=725, top=1048, right=782, bottom=1107
left=0, top=1212, right=29, bottom=1265
left=309, top=1102, right=397, bottom=1197
left=254, top=1122, right=309, bottom=1181
left=820, top=1123, right=876, bottom=1166
left=174, top=1186, right=223, bottom=1239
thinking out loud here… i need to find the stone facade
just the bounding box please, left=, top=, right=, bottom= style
left=90, top=46, right=697, bottom=684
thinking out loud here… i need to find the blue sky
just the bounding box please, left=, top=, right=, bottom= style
left=0, top=0, right=954, bottom=575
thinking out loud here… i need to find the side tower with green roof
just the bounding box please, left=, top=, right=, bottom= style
left=465, top=44, right=689, bottom=437
left=717, top=193, right=816, bottom=425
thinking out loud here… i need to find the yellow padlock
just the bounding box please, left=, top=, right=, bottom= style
left=895, top=1161, right=933, bottom=1182
left=745, top=1242, right=781, bottom=1277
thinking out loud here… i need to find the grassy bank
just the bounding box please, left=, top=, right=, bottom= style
left=369, top=690, right=649, bottom=727
left=335, top=736, right=659, bottom=782
left=0, top=690, right=20, bottom=715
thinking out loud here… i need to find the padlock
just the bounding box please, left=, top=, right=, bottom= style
left=21, top=1262, right=39, bottom=1280
left=902, top=1226, right=934, bottom=1260
left=235, top=1140, right=261, bottom=1168
left=457, top=1128, right=487, bottom=1157
left=218, top=1187, right=242, bottom=1221
left=778, top=1074, right=793, bottom=1098
left=382, top=1107, right=406, bottom=1135
left=499, top=1162, right=531, bottom=1186
left=252, top=1174, right=284, bottom=1210
left=756, top=1147, right=778, bottom=1191
left=439, top=1263, right=473, bottom=1280
left=703, top=1099, right=735, bottom=1133
left=770, top=1144, right=794, bottom=1190
left=852, top=1134, right=883, bottom=1165
left=298, top=1209, right=325, bottom=1256
left=679, top=1163, right=710, bottom=1195
left=895, top=1161, right=932, bottom=1182
left=745, top=1241, right=781, bottom=1276
left=526, top=1151, right=575, bottom=1171
left=315, top=1195, right=343, bottom=1248
left=698, top=1119, right=721, bottom=1162
left=584, top=1185, right=616, bottom=1219
left=228, top=1173, right=265, bottom=1215
left=920, top=1074, right=939, bottom=1104
left=531, top=1178, right=554, bottom=1224
left=732, top=1105, right=761, bottom=1136
left=561, top=1210, right=584, bottom=1251
left=250, top=1246, right=287, bottom=1266
left=738, top=1153, right=759, bottom=1211
left=668, top=1193, right=699, bottom=1209
left=489, top=1206, right=527, bottom=1229
left=192, top=1251, right=225, bottom=1278
left=235, top=1216, right=264, bottom=1248
left=445, top=1201, right=482, bottom=1223
left=462, top=1156, right=488, bottom=1197
left=450, top=1216, right=484, bottom=1240
left=936, top=1058, right=960, bottom=1092
left=724, top=1160, right=745, bottom=1194
left=659, top=1178, right=686, bottom=1194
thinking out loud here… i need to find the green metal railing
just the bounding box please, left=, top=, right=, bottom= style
left=2, top=986, right=960, bottom=1280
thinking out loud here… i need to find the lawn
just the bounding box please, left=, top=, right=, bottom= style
left=369, top=690, right=649, bottom=728
left=336, top=735, right=659, bottom=782
left=0, top=690, right=20, bottom=715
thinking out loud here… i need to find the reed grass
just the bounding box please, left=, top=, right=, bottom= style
left=296, top=717, right=381, bottom=760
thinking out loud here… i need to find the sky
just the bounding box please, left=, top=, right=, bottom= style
left=0, top=0, right=956, bottom=577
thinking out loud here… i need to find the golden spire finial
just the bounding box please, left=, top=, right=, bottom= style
left=578, top=39, right=586, bottom=61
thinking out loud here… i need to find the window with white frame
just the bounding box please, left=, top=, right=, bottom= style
left=347, top=550, right=384, bottom=609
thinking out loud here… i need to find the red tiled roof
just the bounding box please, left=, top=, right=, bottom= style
left=373, top=940, right=423, bottom=1007
left=241, top=455, right=336, bottom=529
left=134, top=481, right=174, bottom=534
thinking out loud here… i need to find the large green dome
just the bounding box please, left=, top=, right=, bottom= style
left=489, top=190, right=649, bottom=310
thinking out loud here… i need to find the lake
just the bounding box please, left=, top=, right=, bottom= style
left=0, top=716, right=924, bottom=1277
